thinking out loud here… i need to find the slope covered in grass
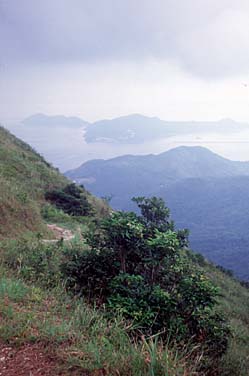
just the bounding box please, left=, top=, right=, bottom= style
left=0, top=129, right=248, bottom=375
left=208, top=266, right=249, bottom=375
left=0, top=265, right=201, bottom=375
left=0, top=126, right=68, bottom=238
left=191, top=253, right=249, bottom=375
left=0, top=126, right=108, bottom=239
left=1, top=234, right=248, bottom=375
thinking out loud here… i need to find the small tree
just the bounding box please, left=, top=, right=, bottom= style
left=132, top=196, right=172, bottom=233
left=146, top=229, right=179, bottom=283
left=101, top=211, right=144, bottom=273
left=62, top=197, right=230, bottom=360
left=133, top=196, right=189, bottom=247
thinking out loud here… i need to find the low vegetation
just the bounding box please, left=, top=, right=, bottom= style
left=0, top=126, right=67, bottom=239
left=0, top=267, right=203, bottom=375
left=1, top=195, right=249, bottom=374
left=0, top=127, right=248, bottom=375
left=0, top=126, right=108, bottom=239
left=63, top=197, right=231, bottom=371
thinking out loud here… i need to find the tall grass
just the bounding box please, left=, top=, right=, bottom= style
left=1, top=235, right=248, bottom=375
left=0, top=270, right=201, bottom=375
left=204, top=264, right=249, bottom=375
left=0, top=238, right=202, bottom=375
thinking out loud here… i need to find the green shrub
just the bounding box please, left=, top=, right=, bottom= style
left=62, top=247, right=119, bottom=299
left=45, top=183, right=92, bottom=216
left=62, top=197, right=230, bottom=360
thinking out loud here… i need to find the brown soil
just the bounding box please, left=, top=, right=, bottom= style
left=0, top=342, right=59, bottom=376
left=0, top=343, right=106, bottom=376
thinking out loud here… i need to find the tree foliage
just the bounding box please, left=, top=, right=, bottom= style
left=133, top=196, right=189, bottom=247
left=45, top=183, right=92, bottom=216
left=62, top=196, right=230, bottom=359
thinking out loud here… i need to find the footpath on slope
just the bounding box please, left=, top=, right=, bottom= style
left=0, top=226, right=91, bottom=375
left=0, top=342, right=59, bottom=376
left=43, top=224, right=75, bottom=243
left=0, top=342, right=106, bottom=376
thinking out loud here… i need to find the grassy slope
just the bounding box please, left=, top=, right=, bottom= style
left=0, top=261, right=200, bottom=376
left=0, top=126, right=248, bottom=375
left=206, top=264, right=249, bottom=375
left=1, top=241, right=248, bottom=375
left=0, top=126, right=68, bottom=238
left=0, top=126, right=107, bottom=239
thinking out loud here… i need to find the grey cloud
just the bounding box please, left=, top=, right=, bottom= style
left=1, top=0, right=249, bottom=77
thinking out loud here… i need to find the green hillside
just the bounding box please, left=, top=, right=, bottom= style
left=0, top=126, right=69, bottom=238
left=0, top=126, right=107, bottom=239
left=0, top=129, right=248, bottom=375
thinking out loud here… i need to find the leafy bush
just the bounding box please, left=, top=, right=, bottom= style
left=62, top=197, right=230, bottom=360
left=62, top=247, right=119, bottom=300
left=45, top=183, right=92, bottom=216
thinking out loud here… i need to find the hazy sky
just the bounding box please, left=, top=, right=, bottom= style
left=2, top=0, right=249, bottom=123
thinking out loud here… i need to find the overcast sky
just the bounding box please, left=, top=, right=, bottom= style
left=2, top=0, right=249, bottom=123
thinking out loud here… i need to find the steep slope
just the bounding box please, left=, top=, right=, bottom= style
left=66, top=147, right=249, bottom=279
left=0, top=130, right=248, bottom=374
left=0, top=126, right=69, bottom=238
left=6, top=114, right=90, bottom=171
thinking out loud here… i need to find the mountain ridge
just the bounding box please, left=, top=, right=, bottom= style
left=6, top=114, right=249, bottom=171
left=65, top=146, right=249, bottom=279
left=66, top=145, right=249, bottom=183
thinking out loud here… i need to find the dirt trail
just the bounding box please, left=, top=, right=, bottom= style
left=0, top=342, right=103, bottom=375
left=43, top=224, right=75, bottom=243
left=0, top=343, right=59, bottom=376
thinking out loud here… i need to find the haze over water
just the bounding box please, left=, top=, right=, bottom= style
left=6, top=121, right=249, bottom=171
